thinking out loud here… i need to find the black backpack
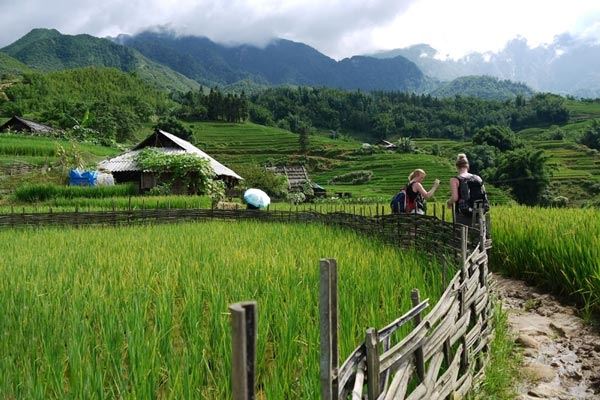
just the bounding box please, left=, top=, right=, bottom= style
left=457, top=175, right=489, bottom=217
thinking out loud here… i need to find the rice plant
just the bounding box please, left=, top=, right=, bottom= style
left=490, top=206, right=600, bottom=315
left=0, top=220, right=446, bottom=399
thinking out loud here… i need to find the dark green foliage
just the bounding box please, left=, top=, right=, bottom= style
left=529, top=93, right=570, bottom=125
left=579, top=119, right=600, bottom=150
left=236, top=165, right=288, bottom=199
left=248, top=103, right=274, bottom=126
left=396, top=137, right=417, bottom=153
left=172, top=88, right=248, bottom=123
left=0, top=67, right=171, bottom=142
left=14, top=183, right=137, bottom=202
left=373, top=112, right=395, bottom=140
left=547, top=125, right=566, bottom=140
left=473, top=125, right=522, bottom=152
left=488, top=148, right=552, bottom=205
left=154, top=117, right=194, bottom=142
left=298, top=126, right=310, bottom=154
left=329, top=170, right=373, bottom=185
left=431, top=76, right=534, bottom=100
left=250, top=87, right=569, bottom=141
left=135, top=149, right=217, bottom=195
left=463, top=145, right=497, bottom=175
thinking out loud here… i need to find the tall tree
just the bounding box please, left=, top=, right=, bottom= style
left=489, top=148, right=552, bottom=205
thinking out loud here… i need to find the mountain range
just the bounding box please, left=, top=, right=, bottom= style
left=371, top=35, right=600, bottom=98
left=7, top=28, right=598, bottom=99
left=113, top=30, right=426, bottom=91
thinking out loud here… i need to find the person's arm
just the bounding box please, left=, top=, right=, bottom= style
left=413, top=179, right=440, bottom=200
left=446, top=177, right=459, bottom=207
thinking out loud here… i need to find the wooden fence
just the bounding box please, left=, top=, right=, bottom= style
left=0, top=207, right=481, bottom=258
left=229, top=211, right=491, bottom=400
left=0, top=204, right=491, bottom=398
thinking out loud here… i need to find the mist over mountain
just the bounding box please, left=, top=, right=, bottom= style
left=1, top=28, right=538, bottom=100
left=114, top=30, right=426, bottom=92
left=371, top=35, right=600, bottom=98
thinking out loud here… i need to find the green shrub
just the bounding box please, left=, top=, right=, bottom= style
left=236, top=165, right=288, bottom=199
left=329, top=170, right=373, bottom=185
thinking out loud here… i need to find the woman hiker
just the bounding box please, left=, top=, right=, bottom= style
left=406, top=168, right=440, bottom=215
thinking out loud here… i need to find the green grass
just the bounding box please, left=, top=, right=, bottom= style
left=469, top=303, right=521, bottom=400
left=13, top=183, right=138, bottom=202
left=0, top=220, right=446, bottom=398
left=0, top=195, right=213, bottom=213
left=490, top=206, right=600, bottom=316
left=0, top=134, right=119, bottom=158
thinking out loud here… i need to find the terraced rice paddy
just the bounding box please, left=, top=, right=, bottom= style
left=0, top=220, right=446, bottom=398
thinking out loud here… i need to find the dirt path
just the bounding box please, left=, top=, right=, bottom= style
left=494, top=274, right=600, bottom=399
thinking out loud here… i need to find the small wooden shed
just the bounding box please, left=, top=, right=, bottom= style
left=266, top=165, right=326, bottom=197
left=377, top=139, right=397, bottom=150
left=0, top=116, right=54, bottom=134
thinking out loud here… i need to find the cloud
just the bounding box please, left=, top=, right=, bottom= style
left=0, top=0, right=598, bottom=59
left=0, top=0, right=416, bottom=59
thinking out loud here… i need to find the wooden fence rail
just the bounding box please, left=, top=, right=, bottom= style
left=0, top=207, right=480, bottom=258
left=228, top=210, right=491, bottom=399
left=0, top=204, right=490, bottom=398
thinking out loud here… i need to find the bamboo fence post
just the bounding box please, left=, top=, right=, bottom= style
left=461, top=225, right=468, bottom=267
left=365, top=328, right=380, bottom=400
left=411, top=289, right=425, bottom=382
left=478, top=208, right=487, bottom=250
left=319, top=258, right=339, bottom=400
left=459, top=225, right=469, bottom=373
left=229, top=301, right=257, bottom=400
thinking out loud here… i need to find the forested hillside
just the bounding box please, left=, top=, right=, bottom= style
left=0, top=67, right=172, bottom=143
left=1, top=29, right=199, bottom=92
left=431, top=76, right=533, bottom=100
left=116, top=31, right=425, bottom=91
left=248, top=87, right=569, bottom=140
left=0, top=53, right=31, bottom=76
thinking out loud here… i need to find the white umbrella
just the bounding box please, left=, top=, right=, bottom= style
left=243, top=188, right=270, bottom=208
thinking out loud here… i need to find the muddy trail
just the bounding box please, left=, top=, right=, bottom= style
left=495, top=275, right=600, bottom=399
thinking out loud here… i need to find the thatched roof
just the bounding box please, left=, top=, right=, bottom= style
left=266, top=165, right=310, bottom=190
left=0, top=116, right=53, bottom=133
left=98, top=129, right=242, bottom=180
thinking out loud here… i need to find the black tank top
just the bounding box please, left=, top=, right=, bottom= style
left=406, top=181, right=424, bottom=209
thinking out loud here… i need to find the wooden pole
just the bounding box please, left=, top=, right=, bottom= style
left=461, top=225, right=468, bottom=267
left=411, top=289, right=425, bottom=382
left=365, top=328, right=380, bottom=400
left=478, top=208, right=486, bottom=251
left=319, top=259, right=339, bottom=400
left=230, top=301, right=257, bottom=400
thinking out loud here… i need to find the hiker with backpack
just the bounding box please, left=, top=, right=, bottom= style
left=446, top=153, right=489, bottom=226
left=391, top=169, right=440, bottom=214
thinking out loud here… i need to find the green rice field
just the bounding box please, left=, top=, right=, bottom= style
left=0, top=220, right=446, bottom=398
left=491, top=206, right=600, bottom=315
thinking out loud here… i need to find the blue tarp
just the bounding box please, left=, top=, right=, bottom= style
left=69, top=169, right=98, bottom=186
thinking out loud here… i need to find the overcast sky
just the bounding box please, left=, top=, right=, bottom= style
left=1, top=0, right=599, bottom=59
